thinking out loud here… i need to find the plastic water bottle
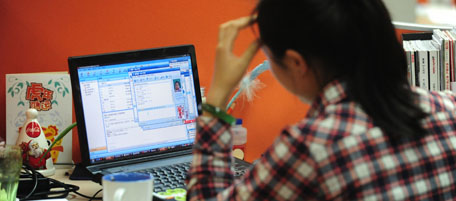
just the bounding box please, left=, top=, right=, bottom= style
left=231, top=119, right=247, bottom=160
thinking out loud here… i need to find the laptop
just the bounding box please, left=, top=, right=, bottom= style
left=68, top=45, right=251, bottom=193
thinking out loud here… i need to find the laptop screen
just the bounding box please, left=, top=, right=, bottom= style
left=69, top=45, right=201, bottom=166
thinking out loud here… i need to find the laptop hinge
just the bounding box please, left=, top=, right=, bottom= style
left=87, top=149, right=192, bottom=174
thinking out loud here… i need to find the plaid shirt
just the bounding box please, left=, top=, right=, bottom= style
left=187, top=80, right=456, bottom=200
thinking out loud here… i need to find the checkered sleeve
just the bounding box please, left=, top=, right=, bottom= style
left=186, top=116, right=321, bottom=200
left=186, top=116, right=235, bottom=200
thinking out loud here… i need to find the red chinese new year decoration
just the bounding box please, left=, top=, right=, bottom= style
left=26, top=83, right=54, bottom=111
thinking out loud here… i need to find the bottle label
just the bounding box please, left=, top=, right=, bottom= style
left=25, top=122, right=41, bottom=138
left=232, top=144, right=245, bottom=160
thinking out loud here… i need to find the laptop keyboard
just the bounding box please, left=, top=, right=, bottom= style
left=136, top=159, right=251, bottom=193
left=143, top=162, right=189, bottom=192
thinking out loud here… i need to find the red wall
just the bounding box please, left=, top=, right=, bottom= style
left=0, top=0, right=309, bottom=163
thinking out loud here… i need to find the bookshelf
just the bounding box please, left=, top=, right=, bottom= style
left=396, top=22, right=456, bottom=92
left=393, top=21, right=452, bottom=32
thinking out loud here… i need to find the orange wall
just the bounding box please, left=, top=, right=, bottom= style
left=0, top=0, right=309, bottom=163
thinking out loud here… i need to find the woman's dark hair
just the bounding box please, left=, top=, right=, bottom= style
left=254, top=0, right=428, bottom=140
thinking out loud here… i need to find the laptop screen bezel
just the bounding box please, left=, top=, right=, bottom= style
left=68, top=45, right=202, bottom=167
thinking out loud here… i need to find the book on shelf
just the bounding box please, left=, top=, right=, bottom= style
left=5, top=72, right=73, bottom=164
left=403, top=41, right=416, bottom=86
left=402, top=29, right=456, bottom=92
left=416, top=40, right=430, bottom=90
left=433, top=29, right=450, bottom=90
left=444, top=30, right=456, bottom=91
left=427, top=40, right=440, bottom=91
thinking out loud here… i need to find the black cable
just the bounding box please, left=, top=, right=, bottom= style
left=19, top=163, right=39, bottom=200
left=37, top=177, right=103, bottom=200
left=17, top=164, right=103, bottom=200
left=22, top=177, right=79, bottom=199
left=73, top=190, right=102, bottom=200
left=89, top=189, right=103, bottom=201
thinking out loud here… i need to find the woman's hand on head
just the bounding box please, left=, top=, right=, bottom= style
left=206, top=16, right=260, bottom=109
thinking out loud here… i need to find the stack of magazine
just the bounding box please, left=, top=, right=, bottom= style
left=403, top=28, right=456, bottom=92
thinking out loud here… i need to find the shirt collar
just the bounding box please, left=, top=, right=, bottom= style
left=307, top=80, right=348, bottom=117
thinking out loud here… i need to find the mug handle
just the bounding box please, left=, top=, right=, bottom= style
left=114, top=188, right=126, bottom=201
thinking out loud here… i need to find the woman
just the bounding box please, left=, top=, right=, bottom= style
left=187, top=0, right=456, bottom=200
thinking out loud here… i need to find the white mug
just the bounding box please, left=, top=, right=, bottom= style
left=102, top=172, right=154, bottom=201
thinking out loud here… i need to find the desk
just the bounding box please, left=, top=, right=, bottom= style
left=51, top=167, right=102, bottom=200
left=49, top=167, right=179, bottom=201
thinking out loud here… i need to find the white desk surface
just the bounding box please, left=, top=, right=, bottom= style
left=51, top=167, right=102, bottom=201
left=46, top=166, right=180, bottom=201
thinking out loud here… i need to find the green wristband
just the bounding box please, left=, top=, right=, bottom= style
left=200, top=103, right=236, bottom=125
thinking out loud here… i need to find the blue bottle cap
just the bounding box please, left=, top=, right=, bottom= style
left=236, top=118, right=243, bottom=125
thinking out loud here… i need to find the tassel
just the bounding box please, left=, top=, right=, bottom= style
left=226, top=60, right=270, bottom=111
